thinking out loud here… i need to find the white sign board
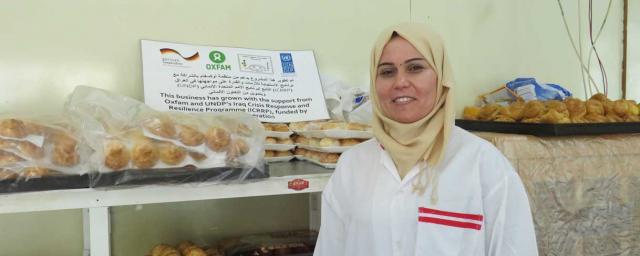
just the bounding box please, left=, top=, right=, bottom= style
left=141, top=40, right=329, bottom=122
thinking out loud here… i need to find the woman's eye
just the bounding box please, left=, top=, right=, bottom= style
left=408, top=64, right=425, bottom=72
left=378, top=69, right=395, bottom=77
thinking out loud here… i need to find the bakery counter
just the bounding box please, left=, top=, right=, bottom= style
left=474, top=132, right=640, bottom=256
left=0, top=161, right=333, bottom=214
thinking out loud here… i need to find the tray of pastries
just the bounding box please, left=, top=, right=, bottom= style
left=459, top=93, right=640, bottom=136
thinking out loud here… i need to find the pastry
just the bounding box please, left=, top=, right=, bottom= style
left=23, top=121, right=45, bottom=135
left=0, top=150, right=24, bottom=165
left=0, top=169, right=17, bottom=180
left=613, top=99, right=630, bottom=117
left=540, top=109, right=570, bottom=124
left=585, top=113, right=608, bottom=123
left=463, top=106, right=481, bottom=120
left=265, top=150, right=275, bottom=157
left=0, top=119, right=27, bottom=138
left=478, top=104, right=501, bottom=121
left=275, top=150, right=293, bottom=157
left=182, top=245, right=207, bottom=256
left=340, top=138, right=361, bottom=146
left=157, top=142, right=186, bottom=165
left=272, top=123, right=289, bottom=132
left=51, top=133, right=79, bottom=166
left=17, top=141, right=44, bottom=159
left=293, top=136, right=308, bottom=145
left=150, top=244, right=171, bottom=256
left=564, top=98, right=587, bottom=119
left=177, top=125, right=204, bottom=146
left=320, top=153, right=340, bottom=163
left=277, top=137, right=293, bottom=145
left=235, top=123, right=253, bottom=136
left=142, top=115, right=176, bottom=138
left=319, top=138, right=339, bottom=147
left=309, top=138, right=320, bottom=147
left=346, top=122, right=368, bottom=131
left=585, top=99, right=605, bottom=115
left=177, top=241, right=195, bottom=253
left=522, top=100, right=546, bottom=119
left=227, top=138, right=250, bottom=162
left=204, top=247, right=223, bottom=256
left=205, top=127, right=230, bottom=152
left=288, top=122, right=308, bottom=131
left=293, top=148, right=307, bottom=156
left=627, top=100, right=639, bottom=116
left=20, top=167, right=50, bottom=178
left=132, top=138, right=158, bottom=168
left=320, top=121, right=347, bottom=130
left=104, top=140, right=130, bottom=170
left=590, top=93, right=608, bottom=102
left=493, top=115, right=515, bottom=122
left=506, top=101, right=526, bottom=121
left=265, top=137, right=277, bottom=144
left=262, top=123, right=274, bottom=131
left=545, top=100, right=570, bottom=116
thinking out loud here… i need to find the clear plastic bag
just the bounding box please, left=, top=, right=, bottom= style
left=65, top=86, right=267, bottom=187
left=0, top=116, right=92, bottom=193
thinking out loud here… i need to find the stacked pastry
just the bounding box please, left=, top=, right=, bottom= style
left=263, top=123, right=295, bottom=162
left=290, top=120, right=370, bottom=168
left=463, top=93, right=640, bottom=124
left=65, top=86, right=264, bottom=173
left=0, top=117, right=89, bottom=180
left=149, top=240, right=222, bottom=256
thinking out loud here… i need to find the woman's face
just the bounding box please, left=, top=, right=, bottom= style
left=375, top=36, right=438, bottom=123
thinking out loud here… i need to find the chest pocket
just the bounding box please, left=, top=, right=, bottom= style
left=415, top=206, right=485, bottom=255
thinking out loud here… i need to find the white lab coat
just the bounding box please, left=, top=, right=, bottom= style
left=314, top=126, right=538, bottom=256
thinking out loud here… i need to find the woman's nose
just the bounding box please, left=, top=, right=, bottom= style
left=393, top=73, right=410, bottom=89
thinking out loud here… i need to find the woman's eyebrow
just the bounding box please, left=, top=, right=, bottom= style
left=377, top=62, right=394, bottom=68
left=404, top=57, right=426, bottom=64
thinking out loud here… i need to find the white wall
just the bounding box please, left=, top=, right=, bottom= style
left=628, top=0, right=640, bottom=100
left=411, top=0, right=624, bottom=113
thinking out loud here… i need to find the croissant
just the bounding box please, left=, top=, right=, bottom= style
left=522, top=100, right=546, bottom=119
left=463, top=106, right=481, bottom=120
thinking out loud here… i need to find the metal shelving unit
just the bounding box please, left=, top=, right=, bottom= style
left=0, top=161, right=333, bottom=256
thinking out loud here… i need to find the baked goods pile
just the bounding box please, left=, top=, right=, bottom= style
left=262, top=123, right=295, bottom=163
left=149, top=241, right=221, bottom=256
left=0, top=117, right=90, bottom=180
left=290, top=120, right=371, bottom=168
left=463, top=93, right=640, bottom=124
left=65, top=86, right=264, bottom=173
left=148, top=231, right=317, bottom=256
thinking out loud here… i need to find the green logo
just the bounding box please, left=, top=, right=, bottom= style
left=209, top=50, right=226, bottom=63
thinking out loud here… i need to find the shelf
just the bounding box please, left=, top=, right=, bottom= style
left=0, top=161, right=333, bottom=214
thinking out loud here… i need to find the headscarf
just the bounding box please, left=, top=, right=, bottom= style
left=370, top=23, right=455, bottom=201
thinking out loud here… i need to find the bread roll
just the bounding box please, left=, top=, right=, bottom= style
left=104, top=140, right=130, bottom=170
left=0, top=150, right=24, bottom=165
left=346, top=122, right=367, bottom=131
left=320, top=153, right=340, bottom=163
left=0, top=169, right=18, bottom=180
left=339, top=139, right=361, bottom=147
left=177, top=125, right=204, bottom=146
left=20, top=167, right=50, bottom=178
left=157, top=142, right=186, bottom=165
left=205, top=127, right=230, bottom=152
left=294, top=147, right=307, bottom=155
left=132, top=138, right=158, bottom=168
left=265, top=150, right=275, bottom=157
left=272, top=123, right=289, bottom=132
left=50, top=133, right=79, bottom=166
left=142, top=115, right=176, bottom=138
left=265, top=137, right=277, bottom=144
left=17, top=141, right=44, bottom=159
left=0, top=119, right=27, bottom=138
left=275, top=150, right=293, bottom=157
left=319, top=138, right=339, bottom=147
left=463, top=106, right=481, bottom=120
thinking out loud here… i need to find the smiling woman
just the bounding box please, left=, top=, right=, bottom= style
left=314, top=23, right=538, bottom=256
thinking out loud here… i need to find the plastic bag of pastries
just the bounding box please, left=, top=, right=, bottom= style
left=65, top=86, right=266, bottom=178
left=0, top=115, right=91, bottom=181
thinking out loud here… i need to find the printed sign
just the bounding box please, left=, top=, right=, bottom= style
left=141, top=40, right=329, bottom=122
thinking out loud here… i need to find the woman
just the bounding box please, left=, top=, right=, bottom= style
left=314, top=23, right=538, bottom=256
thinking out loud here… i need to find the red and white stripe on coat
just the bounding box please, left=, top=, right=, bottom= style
left=418, top=207, right=484, bottom=230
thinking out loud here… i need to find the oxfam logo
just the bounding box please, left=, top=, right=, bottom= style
left=209, top=50, right=226, bottom=63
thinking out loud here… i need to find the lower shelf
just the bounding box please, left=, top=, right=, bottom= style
left=0, top=161, right=333, bottom=214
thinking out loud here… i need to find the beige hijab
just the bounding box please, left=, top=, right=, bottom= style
left=370, top=23, right=455, bottom=194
